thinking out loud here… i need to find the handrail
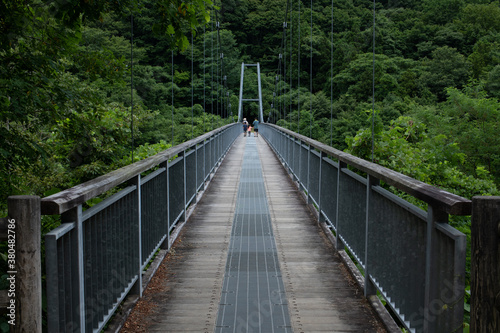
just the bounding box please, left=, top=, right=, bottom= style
left=261, top=124, right=468, bottom=332
left=264, top=123, right=471, bottom=215
left=41, top=124, right=236, bottom=215
left=43, top=123, right=240, bottom=333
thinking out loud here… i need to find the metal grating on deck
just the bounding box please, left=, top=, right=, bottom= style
left=215, top=137, right=292, bottom=333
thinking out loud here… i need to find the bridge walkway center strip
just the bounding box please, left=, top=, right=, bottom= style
left=215, top=136, right=291, bottom=332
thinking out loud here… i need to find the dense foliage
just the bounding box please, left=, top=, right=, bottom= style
left=2, top=0, right=500, bottom=330
left=0, top=0, right=227, bottom=210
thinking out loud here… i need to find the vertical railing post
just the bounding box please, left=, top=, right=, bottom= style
left=423, top=205, right=448, bottom=333
left=180, top=150, right=187, bottom=222
left=306, top=144, right=311, bottom=203
left=215, top=133, right=220, bottom=167
left=194, top=143, right=198, bottom=204
left=364, top=175, right=378, bottom=297
left=165, top=159, right=171, bottom=250
left=285, top=132, right=290, bottom=173
left=278, top=131, right=286, bottom=162
left=209, top=136, right=213, bottom=175
left=130, top=175, right=142, bottom=296
left=219, top=131, right=222, bottom=165
left=292, top=138, right=297, bottom=182
left=335, top=161, right=346, bottom=250
left=318, top=151, right=325, bottom=223
left=203, top=139, right=206, bottom=190
left=471, top=196, right=500, bottom=333
left=282, top=130, right=286, bottom=163
left=61, top=204, right=85, bottom=332
left=298, top=139, right=302, bottom=189
left=7, top=196, right=42, bottom=333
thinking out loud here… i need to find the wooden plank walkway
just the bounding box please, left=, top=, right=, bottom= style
left=118, top=134, right=391, bottom=332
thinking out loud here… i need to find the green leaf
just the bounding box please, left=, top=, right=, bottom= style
left=166, top=24, right=175, bottom=35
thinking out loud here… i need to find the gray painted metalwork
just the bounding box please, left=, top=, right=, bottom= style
left=237, top=63, right=264, bottom=123
left=44, top=124, right=240, bottom=333
left=260, top=123, right=467, bottom=333
left=215, top=138, right=291, bottom=332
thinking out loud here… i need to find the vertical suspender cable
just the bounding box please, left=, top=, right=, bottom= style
left=330, top=0, right=334, bottom=146
left=130, top=14, right=134, bottom=162
left=283, top=19, right=287, bottom=125
left=274, top=3, right=288, bottom=124
left=297, top=0, right=300, bottom=134
left=289, top=0, right=293, bottom=129
left=203, top=23, right=206, bottom=133
left=211, top=14, right=214, bottom=130
left=215, top=10, right=222, bottom=121
left=371, top=0, right=376, bottom=162
left=191, top=32, right=194, bottom=139
left=280, top=1, right=290, bottom=126
left=172, top=48, right=174, bottom=144
left=310, top=0, right=313, bottom=139
left=216, top=21, right=220, bottom=127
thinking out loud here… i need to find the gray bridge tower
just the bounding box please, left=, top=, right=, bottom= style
left=237, top=62, right=264, bottom=123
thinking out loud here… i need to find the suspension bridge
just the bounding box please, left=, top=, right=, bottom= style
left=2, top=1, right=500, bottom=333
left=5, top=121, right=498, bottom=333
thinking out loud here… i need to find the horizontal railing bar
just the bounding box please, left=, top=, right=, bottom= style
left=169, top=211, right=184, bottom=232
left=342, top=166, right=367, bottom=185
left=142, top=167, right=166, bottom=185
left=372, top=185, right=427, bottom=221
left=340, top=234, right=364, bottom=267
left=41, top=123, right=237, bottom=215
left=265, top=124, right=471, bottom=215
left=82, top=186, right=136, bottom=221
left=141, top=235, right=167, bottom=270
left=45, top=223, right=76, bottom=240
left=96, top=275, right=138, bottom=333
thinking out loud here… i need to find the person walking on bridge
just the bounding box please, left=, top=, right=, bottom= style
left=242, top=118, right=248, bottom=137
left=252, top=118, right=259, bottom=137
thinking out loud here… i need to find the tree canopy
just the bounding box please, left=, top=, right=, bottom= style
left=3, top=0, right=500, bottom=329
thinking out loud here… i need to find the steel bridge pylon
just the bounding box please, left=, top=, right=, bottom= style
left=237, top=62, right=264, bottom=123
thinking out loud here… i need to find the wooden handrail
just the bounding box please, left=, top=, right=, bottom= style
left=264, top=124, right=471, bottom=216
left=41, top=124, right=237, bottom=215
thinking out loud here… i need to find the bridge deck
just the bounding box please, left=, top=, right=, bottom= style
left=119, top=135, right=388, bottom=332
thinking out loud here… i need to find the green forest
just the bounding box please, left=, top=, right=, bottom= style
left=2, top=0, right=500, bottom=330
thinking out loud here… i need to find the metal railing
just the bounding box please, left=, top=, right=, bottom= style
left=42, top=123, right=240, bottom=333
left=260, top=123, right=469, bottom=333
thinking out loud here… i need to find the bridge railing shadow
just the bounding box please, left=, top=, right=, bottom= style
left=261, top=123, right=470, bottom=333
left=41, top=123, right=240, bottom=333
